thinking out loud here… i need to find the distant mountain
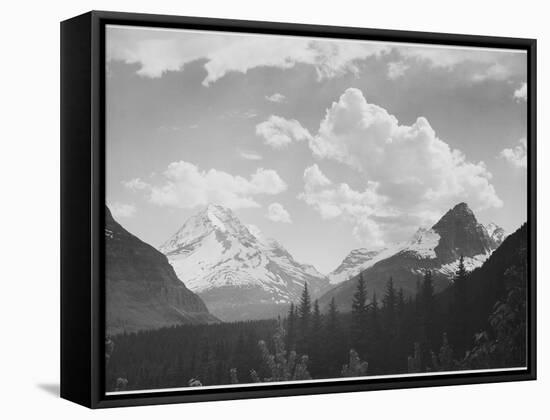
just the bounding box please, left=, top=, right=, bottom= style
left=160, top=204, right=330, bottom=321
left=328, top=248, right=386, bottom=285
left=105, top=206, right=217, bottom=335
left=320, top=203, right=506, bottom=311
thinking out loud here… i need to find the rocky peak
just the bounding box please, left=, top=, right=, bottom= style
left=159, top=204, right=256, bottom=255
left=485, top=222, right=506, bottom=247
left=431, top=202, right=493, bottom=262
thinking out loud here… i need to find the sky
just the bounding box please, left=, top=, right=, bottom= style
left=105, top=25, right=528, bottom=274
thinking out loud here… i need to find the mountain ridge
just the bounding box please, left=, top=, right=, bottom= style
left=105, top=206, right=218, bottom=334
left=320, top=203, right=506, bottom=311
left=160, top=204, right=330, bottom=321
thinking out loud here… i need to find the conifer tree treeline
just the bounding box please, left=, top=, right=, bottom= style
left=106, top=225, right=527, bottom=392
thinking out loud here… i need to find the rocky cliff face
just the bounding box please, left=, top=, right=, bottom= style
left=105, top=206, right=217, bottom=335
left=431, top=202, right=495, bottom=262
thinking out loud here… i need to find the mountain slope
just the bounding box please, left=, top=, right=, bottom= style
left=439, top=222, right=527, bottom=360
left=160, top=204, right=330, bottom=321
left=328, top=248, right=386, bottom=285
left=320, top=203, right=506, bottom=311
left=105, top=206, right=217, bottom=335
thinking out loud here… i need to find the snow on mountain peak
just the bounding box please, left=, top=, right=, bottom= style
left=404, top=227, right=440, bottom=258
left=327, top=203, right=507, bottom=286
left=159, top=205, right=329, bottom=315
left=159, top=204, right=255, bottom=256
left=328, top=248, right=386, bottom=285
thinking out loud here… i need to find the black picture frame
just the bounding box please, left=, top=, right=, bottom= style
left=60, top=10, right=537, bottom=409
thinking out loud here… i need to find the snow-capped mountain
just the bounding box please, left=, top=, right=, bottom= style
left=328, top=227, right=449, bottom=285
left=328, top=248, right=386, bottom=285
left=160, top=204, right=330, bottom=321
left=320, top=203, right=506, bottom=311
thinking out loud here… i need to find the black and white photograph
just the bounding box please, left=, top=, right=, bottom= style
left=104, top=23, right=530, bottom=394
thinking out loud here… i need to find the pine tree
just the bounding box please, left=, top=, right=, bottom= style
left=421, top=270, right=435, bottom=315
left=450, top=255, right=469, bottom=353
left=309, top=300, right=323, bottom=374
left=299, top=283, right=312, bottom=329
left=352, top=274, right=368, bottom=315
left=312, top=300, right=322, bottom=337
left=396, top=287, right=405, bottom=319
left=368, top=290, right=381, bottom=372
left=325, top=297, right=341, bottom=375
left=419, top=270, right=436, bottom=368
left=370, top=291, right=379, bottom=320
left=327, top=297, right=339, bottom=332
left=456, top=255, right=467, bottom=283
left=351, top=274, right=369, bottom=355
left=286, top=303, right=296, bottom=352
left=383, top=277, right=397, bottom=332
left=381, top=278, right=398, bottom=372
left=297, top=283, right=312, bottom=353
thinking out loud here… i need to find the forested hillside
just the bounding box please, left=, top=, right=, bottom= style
left=106, top=224, right=527, bottom=392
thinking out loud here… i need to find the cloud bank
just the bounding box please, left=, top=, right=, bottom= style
left=500, top=138, right=527, bottom=168
left=107, top=26, right=387, bottom=86
left=300, top=88, right=502, bottom=246
left=125, top=161, right=287, bottom=210
left=107, top=26, right=525, bottom=87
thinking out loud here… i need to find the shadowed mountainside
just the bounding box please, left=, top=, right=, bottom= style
left=105, top=206, right=218, bottom=334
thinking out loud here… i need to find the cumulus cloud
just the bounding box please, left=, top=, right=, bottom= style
left=303, top=163, right=332, bottom=189
left=256, top=115, right=312, bottom=149
left=500, top=138, right=527, bottom=168
left=128, top=161, right=287, bottom=210
left=110, top=202, right=137, bottom=218
left=301, top=88, right=502, bottom=246
left=300, top=165, right=388, bottom=244
left=514, top=82, right=527, bottom=102
left=387, top=61, right=409, bottom=79
left=265, top=93, right=286, bottom=103
left=239, top=150, right=263, bottom=161
left=122, top=177, right=150, bottom=191
left=266, top=202, right=292, bottom=223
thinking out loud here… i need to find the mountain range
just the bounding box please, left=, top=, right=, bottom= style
left=159, top=202, right=505, bottom=321
left=105, top=206, right=217, bottom=335
left=320, top=202, right=506, bottom=310
left=160, top=204, right=330, bottom=321
left=105, top=200, right=508, bottom=329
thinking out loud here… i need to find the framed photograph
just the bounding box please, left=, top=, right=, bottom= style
left=61, top=11, right=536, bottom=408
